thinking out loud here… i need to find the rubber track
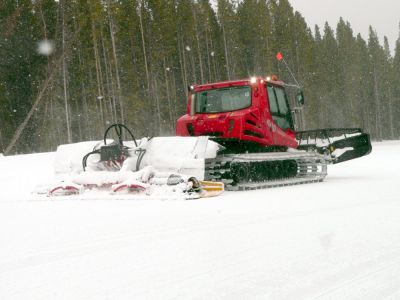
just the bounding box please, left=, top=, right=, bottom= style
left=205, top=151, right=328, bottom=191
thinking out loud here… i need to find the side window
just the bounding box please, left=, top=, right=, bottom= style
left=267, top=86, right=278, bottom=114
left=275, top=88, right=289, bottom=115
left=266, top=85, right=294, bottom=131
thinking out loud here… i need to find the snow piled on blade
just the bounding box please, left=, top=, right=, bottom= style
left=141, top=136, right=221, bottom=179
left=36, top=136, right=222, bottom=200
left=54, top=140, right=109, bottom=174
left=0, top=141, right=399, bottom=299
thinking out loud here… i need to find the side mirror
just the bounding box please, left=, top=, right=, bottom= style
left=297, top=91, right=305, bottom=106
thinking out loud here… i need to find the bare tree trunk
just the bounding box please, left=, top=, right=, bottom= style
left=73, top=97, right=83, bottom=141
left=61, top=0, right=72, bottom=143
left=101, top=31, right=117, bottom=125
left=163, top=58, right=174, bottom=131
left=152, top=77, right=162, bottom=135
left=205, top=28, right=212, bottom=82
left=80, top=78, right=90, bottom=138
left=189, top=44, right=197, bottom=83
left=208, top=30, right=218, bottom=80
left=38, top=2, right=51, bottom=149
left=138, top=0, right=150, bottom=92
left=91, top=18, right=106, bottom=131
left=37, top=100, right=48, bottom=151
left=388, top=90, right=395, bottom=139
left=170, top=72, right=179, bottom=121
left=373, top=65, right=382, bottom=140
left=192, top=8, right=204, bottom=83
left=195, top=32, right=204, bottom=83
left=221, top=24, right=230, bottom=80
left=0, top=126, right=4, bottom=153
left=73, top=17, right=86, bottom=141
left=178, top=36, right=188, bottom=97
left=38, top=2, right=48, bottom=40
left=108, top=56, right=119, bottom=125
left=49, top=88, right=57, bottom=146
left=106, top=0, right=124, bottom=124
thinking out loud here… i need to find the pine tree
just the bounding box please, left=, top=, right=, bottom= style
left=217, top=0, right=238, bottom=79
left=391, top=26, right=400, bottom=138
left=353, top=33, right=372, bottom=133
left=236, top=0, right=272, bottom=76
left=368, top=26, right=386, bottom=140
left=336, top=18, right=359, bottom=127
left=269, top=0, right=297, bottom=81
left=318, top=22, right=340, bottom=128
left=196, top=0, right=224, bottom=83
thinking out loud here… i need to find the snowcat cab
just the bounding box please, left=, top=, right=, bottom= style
left=177, top=76, right=300, bottom=151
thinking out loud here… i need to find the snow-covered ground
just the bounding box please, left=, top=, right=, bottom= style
left=0, top=141, right=400, bottom=299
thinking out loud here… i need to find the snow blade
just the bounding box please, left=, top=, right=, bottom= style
left=296, top=128, right=372, bottom=164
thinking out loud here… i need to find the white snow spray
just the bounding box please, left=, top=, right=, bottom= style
left=37, top=40, right=55, bottom=56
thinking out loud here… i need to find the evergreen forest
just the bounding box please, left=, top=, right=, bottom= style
left=1, top=0, right=400, bottom=154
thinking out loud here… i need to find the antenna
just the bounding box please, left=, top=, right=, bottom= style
left=275, top=52, right=301, bottom=88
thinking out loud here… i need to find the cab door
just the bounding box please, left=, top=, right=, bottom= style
left=265, top=84, right=297, bottom=147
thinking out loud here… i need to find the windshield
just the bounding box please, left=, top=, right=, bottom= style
left=194, top=86, right=251, bottom=113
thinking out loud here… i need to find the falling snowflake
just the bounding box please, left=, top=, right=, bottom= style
left=185, top=46, right=191, bottom=51
left=210, top=51, right=215, bottom=57
left=37, top=40, right=55, bottom=56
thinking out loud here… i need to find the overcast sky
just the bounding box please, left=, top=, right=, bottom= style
left=289, top=0, right=399, bottom=53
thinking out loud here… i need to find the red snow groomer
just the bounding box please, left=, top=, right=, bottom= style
left=50, top=76, right=371, bottom=196
left=64, top=56, right=371, bottom=195
left=176, top=75, right=372, bottom=190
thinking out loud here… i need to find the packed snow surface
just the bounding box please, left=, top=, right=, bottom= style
left=0, top=141, right=400, bottom=299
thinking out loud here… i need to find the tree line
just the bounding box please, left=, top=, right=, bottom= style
left=0, top=0, right=399, bottom=154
